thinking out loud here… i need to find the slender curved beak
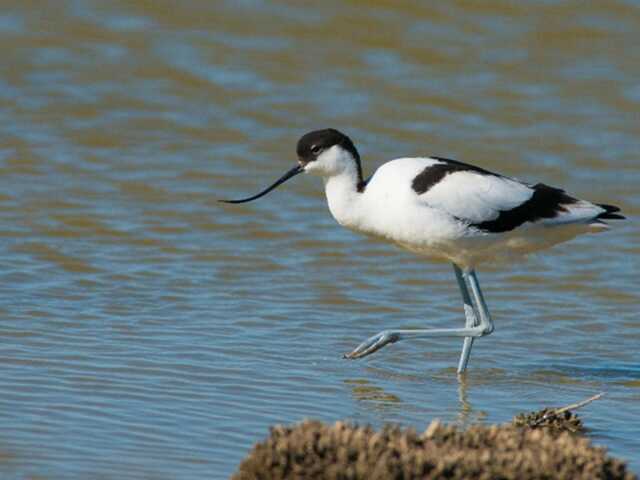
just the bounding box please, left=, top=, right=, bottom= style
left=219, top=164, right=304, bottom=204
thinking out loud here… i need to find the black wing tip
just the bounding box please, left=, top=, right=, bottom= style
left=598, top=203, right=620, bottom=212
left=598, top=213, right=626, bottom=220
left=597, top=203, right=626, bottom=220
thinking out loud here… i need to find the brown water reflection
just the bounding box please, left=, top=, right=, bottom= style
left=346, top=379, right=402, bottom=406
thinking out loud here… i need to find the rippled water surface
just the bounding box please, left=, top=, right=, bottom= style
left=1, top=1, right=639, bottom=478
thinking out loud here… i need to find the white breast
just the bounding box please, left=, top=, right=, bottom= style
left=334, top=158, right=467, bottom=246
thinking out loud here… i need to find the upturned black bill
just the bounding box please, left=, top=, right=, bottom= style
left=219, top=165, right=303, bottom=204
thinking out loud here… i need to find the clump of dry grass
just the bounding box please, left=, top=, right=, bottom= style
left=234, top=417, right=634, bottom=480
left=513, top=407, right=583, bottom=434
left=512, top=392, right=604, bottom=435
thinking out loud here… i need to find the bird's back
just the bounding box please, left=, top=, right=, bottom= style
left=342, top=156, right=623, bottom=268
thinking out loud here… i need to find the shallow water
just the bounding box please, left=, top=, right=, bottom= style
left=0, top=1, right=638, bottom=478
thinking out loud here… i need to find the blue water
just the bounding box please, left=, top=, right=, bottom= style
left=0, top=1, right=638, bottom=478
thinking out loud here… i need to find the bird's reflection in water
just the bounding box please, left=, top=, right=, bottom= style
left=457, top=373, right=473, bottom=425
left=344, top=378, right=402, bottom=413
left=344, top=370, right=488, bottom=426
left=456, top=373, right=487, bottom=426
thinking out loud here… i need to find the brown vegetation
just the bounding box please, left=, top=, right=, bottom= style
left=513, top=407, right=583, bottom=434
left=234, top=414, right=634, bottom=480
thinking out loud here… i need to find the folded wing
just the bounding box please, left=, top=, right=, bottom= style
left=414, top=158, right=618, bottom=233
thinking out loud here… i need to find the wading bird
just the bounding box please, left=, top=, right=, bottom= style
left=221, top=129, right=624, bottom=373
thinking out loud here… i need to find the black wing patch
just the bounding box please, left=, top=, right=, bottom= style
left=412, top=157, right=501, bottom=195
left=471, top=183, right=578, bottom=233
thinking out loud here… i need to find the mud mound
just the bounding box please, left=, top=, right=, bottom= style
left=234, top=419, right=634, bottom=480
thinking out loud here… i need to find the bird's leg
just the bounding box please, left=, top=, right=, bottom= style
left=454, top=265, right=479, bottom=374
left=344, top=265, right=495, bottom=365
left=466, top=269, right=494, bottom=336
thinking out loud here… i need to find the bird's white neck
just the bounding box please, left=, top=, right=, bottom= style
left=323, top=165, right=363, bottom=229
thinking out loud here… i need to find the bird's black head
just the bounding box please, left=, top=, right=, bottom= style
left=296, top=128, right=359, bottom=166
left=296, top=128, right=364, bottom=189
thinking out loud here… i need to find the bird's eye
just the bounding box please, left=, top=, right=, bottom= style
left=310, top=145, right=322, bottom=154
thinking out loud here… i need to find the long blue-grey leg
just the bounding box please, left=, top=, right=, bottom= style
left=467, top=269, right=494, bottom=337
left=344, top=266, right=495, bottom=370
left=454, top=265, right=478, bottom=374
